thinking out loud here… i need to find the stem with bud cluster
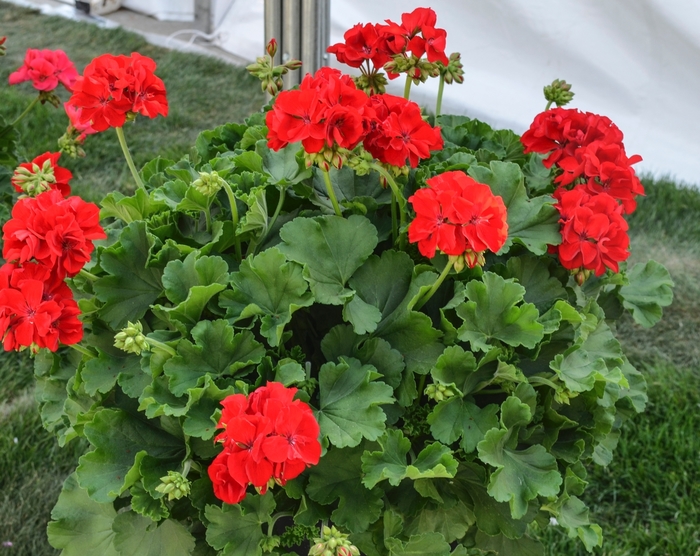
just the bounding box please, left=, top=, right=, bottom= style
left=115, top=126, right=145, bottom=190
left=69, top=343, right=97, bottom=359
left=11, top=95, right=41, bottom=126
left=322, top=168, right=343, bottom=217
left=436, top=73, right=445, bottom=117
left=403, top=74, right=413, bottom=100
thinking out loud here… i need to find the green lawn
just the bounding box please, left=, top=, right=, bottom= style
left=0, top=3, right=699, bottom=555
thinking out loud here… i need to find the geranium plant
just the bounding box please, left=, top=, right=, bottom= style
left=0, top=7, right=675, bottom=556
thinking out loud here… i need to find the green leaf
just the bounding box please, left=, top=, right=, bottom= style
left=402, top=501, right=473, bottom=543
left=619, top=260, right=674, bottom=327
left=307, top=444, right=384, bottom=533
left=77, top=409, right=184, bottom=503
left=162, top=251, right=229, bottom=304
left=82, top=352, right=142, bottom=397
left=474, top=531, right=544, bottom=556
left=279, top=215, right=378, bottom=305
left=130, top=482, right=168, bottom=521
left=428, top=397, right=499, bottom=453
left=477, top=397, right=562, bottom=519
left=221, top=248, right=314, bottom=346
left=385, top=533, right=451, bottom=556
left=321, top=325, right=405, bottom=389
left=550, top=345, right=608, bottom=393
left=361, top=429, right=457, bottom=488
left=94, top=222, right=165, bottom=329
left=430, top=345, right=481, bottom=396
left=101, top=188, right=167, bottom=222
left=47, top=474, right=119, bottom=556
left=505, top=254, right=567, bottom=312
left=274, top=359, right=306, bottom=386
left=468, top=161, right=560, bottom=255
left=552, top=495, right=603, bottom=551
left=317, top=356, right=394, bottom=448
left=456, top=272, right=544, bottom=352
left=257, top=141, right=311, bottom=185
left=343, top=295, right=383, bottom=335
left=163, top=320, right=265, bottom=396
left=112, top=513, right=195, bottom=556
left=205, top=493, right=276, bottom=556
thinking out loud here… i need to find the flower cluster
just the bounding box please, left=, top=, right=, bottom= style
left=8, top=48, right=78, bottom=92
left=3, top=188, right=106, bottom=278
left=521, top=107, right=640, bottom=277
left=67, top=52, right=168, bottom=132
left=209, top=382, right=321, bottom=505
left=266, top=67, right=442, bottom=171
left=327, top=7, right=451, bottom=92
left=408, top=170, right=508, bottom=267
left=0, top=262, right=82, bottom=352
left=11, top=151, right=72, bottom=197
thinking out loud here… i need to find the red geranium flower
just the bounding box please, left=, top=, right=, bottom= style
left=9, top=49, right=78, bottom=92
left=11, top=152, right=72, bottom=197
left=408, top=171, right=508, bottom=264
left=2, top=189, right=106, bottom=278
left=210, top=382, right=321, bottom=505
left=67, top=53, right=168, bottom=132
left=327, top=23, right=391, bottom=69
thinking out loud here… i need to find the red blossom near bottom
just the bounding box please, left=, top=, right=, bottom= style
left=208, top=382, right=321, bottom=505
left=408, top=170, right=508, bottom=264
left=553, top=187, right=630, bottom=276
left=0, top=261, right=83, bottom=352
left=11, top=151, right=72, bottom=197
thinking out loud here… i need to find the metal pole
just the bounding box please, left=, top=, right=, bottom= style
left=282, top=0, right=302, bottom=89
left=264, top=0, right=283, bottom=66
left=300, top=0, right=317, bottom=81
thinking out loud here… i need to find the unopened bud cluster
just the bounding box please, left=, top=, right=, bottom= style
left=304, top=147, right=347, bottom=172
left=58, top=128, right=86, bottom=158
left=193, top=170, right=226, bottom=197
left=247, top=39, right=302, bottom=96
left=0, top=36, right=6, bottom=57
left=384, top=54, right=440, bottom=84
left=39, top=90, right=62, bottom=108
left=155, top=471, right=191, bottom=501
left=441, top=52, right=465, bottom=85
left=12, top=159, right=56, bottom=196
left=574, top=268, right=592, bottom=287
left=451, top=250, right=486, bottom=273
left=308, top=526, right=360, bottom=556
left=114, top=321, right=149, bottom=355
left=425, top=382, right=456, bottom=402
left=353, top=71, right=388, bottom=96
left=544, top=78, right=575, bottom=108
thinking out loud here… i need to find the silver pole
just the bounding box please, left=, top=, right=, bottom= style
left=264, top=0, right=283, bottom=66
left=300, top=0, right=318, bottom=81
left=282, top=0, right=302, bottom=89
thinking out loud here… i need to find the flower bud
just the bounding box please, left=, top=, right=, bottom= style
left=309, top=543, right=327, bottom=556
left=574, top=268, right=591, bottom=286
left=544, top=78, right=575, bottom=108
left=442, top=52, right=464, bottom=85
left=266, top=38, right=278, bottom=58
left=463, top=249, right=486, bottom=269
left=155, top=471, right=191, bottom=501
left=284, top=59, right=303, bottom=71
left=192, top=170, right=226, bottom=197
left=114, top=321, right=149, bottom=355
left=12, top=159, right=56, bottom=197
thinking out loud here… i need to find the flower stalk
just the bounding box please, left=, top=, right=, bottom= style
left=222, top=181, right=243, bottom=261
left=414, top=255, right=456, bottom=311
left=115, top=126, right=145, bottom=190
left=322, top=168, right=343, bottom=217
left=11, top=95, right=40, bottom=126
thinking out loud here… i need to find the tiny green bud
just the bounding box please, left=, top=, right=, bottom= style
left=309, top=543, right=326, bottom=556
left=192, top=170, right=225, bottom=197
left=114, top=321, right=149, bottom=355
left=154, top=471, right=191, bottom=501
left=543, top=78, right=575, bottom=108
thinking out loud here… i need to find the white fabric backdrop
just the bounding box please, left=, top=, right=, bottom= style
left=211, top=0, right=700, bottom=187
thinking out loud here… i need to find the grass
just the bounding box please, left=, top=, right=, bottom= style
left=1, top=3, right=699, bottom=555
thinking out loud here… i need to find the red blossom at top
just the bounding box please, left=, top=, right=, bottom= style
left=8, top=48, right=78, bottom=92
left=2, top=189, right=106, bottom=278
left=66, top=53, right=168, bottom=132
left=11, top=152, right=72, bottom=197
left=326, top=23, right=391, bottom=69
left=208, top=382, right=321, bottom=505
left=0, top=261, right=83, bottom=352
left=408, top=170, right=508, bottom=263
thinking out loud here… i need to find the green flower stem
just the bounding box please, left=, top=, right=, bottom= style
left=403, top=74, right=412, bottom=100
left=115, top=126, right=146, bottom=190
left=371, top=164, right=406, bottom=248
left=414, top=256, right=456, bottom=311
left=204, top=200, right=212, bottom=233
left=390, top=193, right=398, bottom=245
left=545, top=100, right=554, bottom=111
left=222, top=181, right=243, bottom=261
left=417, top=374, right=428, bottom=400
left=436, top=73, right=445, bottom=117
left=78, top=268, right=99, bottom=281
left=268, top=187, right=286, bottom=233
left=11, top=95, right=40, bottom=126
left=68, top=343, right=96, bottom=359
left=148, top=338, right=177, bottom=357
left=322, top=168, right=342, bottom=217
left=268, top=511, right=294, bottom=537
